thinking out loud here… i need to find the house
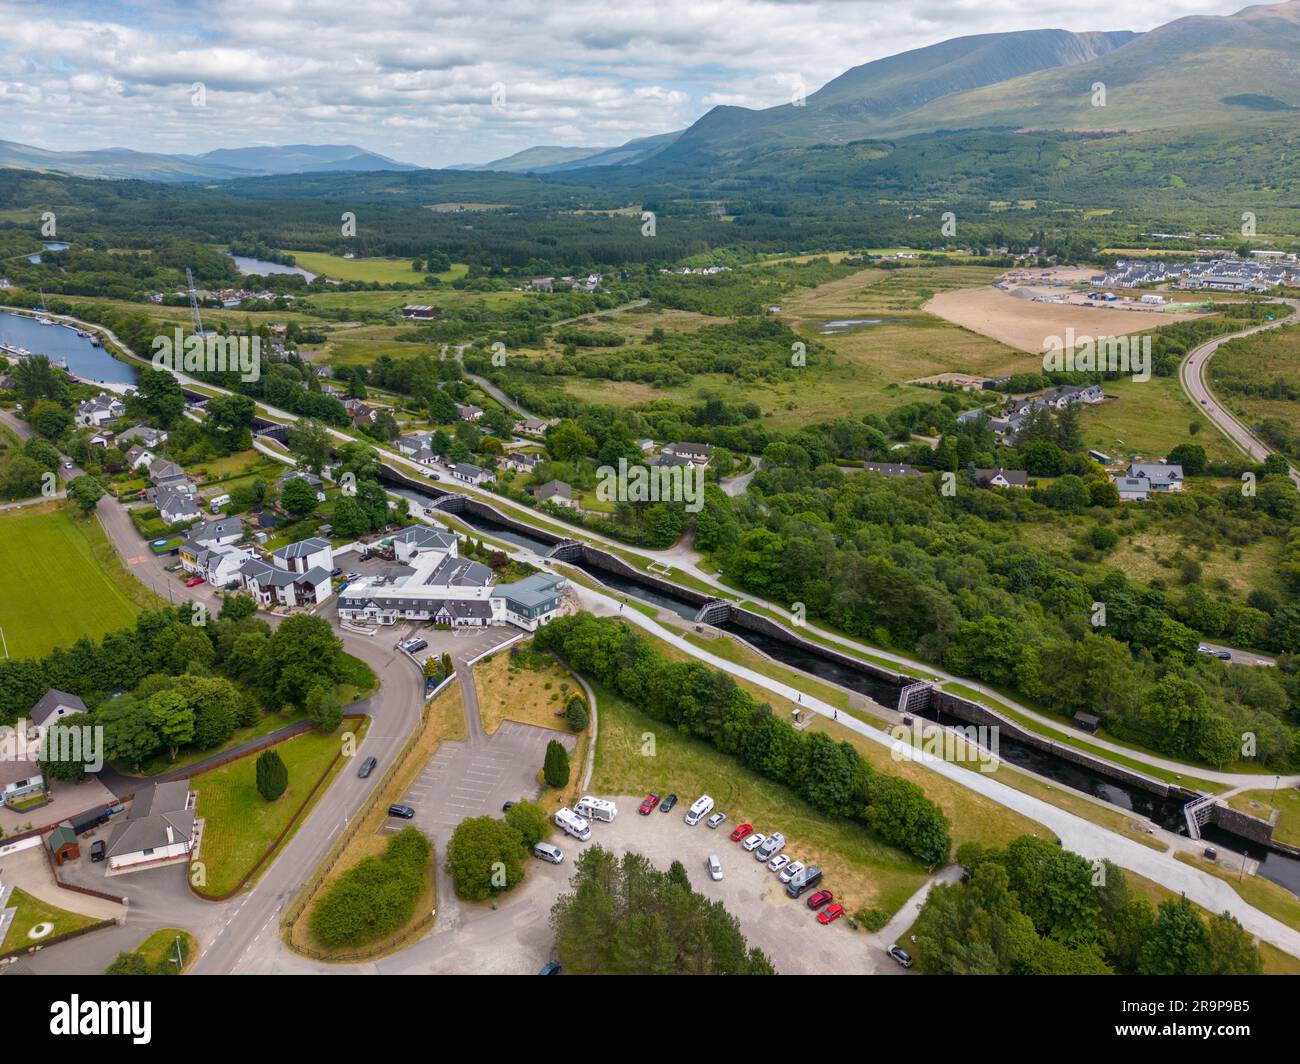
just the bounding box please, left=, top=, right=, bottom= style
left=397, top=434, right=438, bottom=465
left=188, top=517, right=243, bottom=548
left=528, top=277, right=554, bottom=291
left=636, top=438, right=655, bottom=453
left=184, top=543, right=255, bottom=587
left=956, top=409, right=988, bottom=425
left=456, top=403, right=484, bottom=422
left=0, top=757, right=43, bottom=807
left=29, top=689, right=88, bottom=732
left=124, top=444, right=155, bottom=471
left=514, top=416, right=558, bottom=438
left=276, top=469, right=326, bottom=502
left=493, top=572, right=567, bottom=630
left=1127, top=461, right=1184, bottom=492
left=239, top=544, right=333, bottom=609
left=536, top=479, right=576, bottom=508
left=117, top=424, right=168, bottom=449
left=89, top=430, right=114, bottom=448
left=863, top=463, right=923, bottom=479
left=653, top=451, right=693, bottom=468
left=156, top=489, right=202, bottom=526
left=347, top=401, right=377, bottom=426
left=388, top=525, right=458, bottom=564
left=47, top=821, right=80, bottom=866
left=662, top=442, right=713, bottom=467
left=1111, top=476, right=1150, bottom=503
left=400, top=305, right=441, bottom=319
left=972, top=468, right=1029, bottom=489
left=103, top=780, right=196, bottom=872
left=75, top=393, right=125, bottom=428
left=273, top=536, right=334, bottom=575
left=149, top=458, right=191, bottom=493
left=501, top=452, right=541, bottom=475
left=448, top=462, right=494, bottom=486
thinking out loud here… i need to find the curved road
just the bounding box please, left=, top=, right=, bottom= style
left=1179, top=297, right=1300, bottom=489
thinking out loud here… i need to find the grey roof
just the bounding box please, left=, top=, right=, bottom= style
left=157, top=490, right=201, bottom=520
left=191, top=517, right=243, bottom=543
left=425, top=555, right=493, bottom=588
left=974, top=467, right=1029, bottom=488
left=240, top=558, right=296, bottom=587
left=0, top=757, right=41, bottom=786
left=277, top=469, right=323, bottom=488
left=537, top=479, right=571, bottom=501
left=493, top=572, right=565, bottom=610
left=1128, top=462, right=1183, bottom=482
left=105, top=780, right=194, bottom=858
left=77, top=394, right=122, bottom=415
left=273, top=536, right=331, bottom=560
left=667, top=442, right=712, bottom=457
left=30, top=688, right=88, bottom=728
left=117, top=424, right=166, bottom=445
left=653, top=452, right=692, bottom=468
left=298, top=566, right=333, bottom=586
left=863, top=463, right=922, bottom=478
left=391, top=525, right=456, bottom=551
left=149, top=459, right=186, bottom=483
left=450, top=461, right=488, bottom=479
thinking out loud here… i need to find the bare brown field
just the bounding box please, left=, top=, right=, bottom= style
left=925, top=285, right=1203, bottom=353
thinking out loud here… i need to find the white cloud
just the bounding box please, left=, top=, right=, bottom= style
left=0, top=0, right=1253, bottom=167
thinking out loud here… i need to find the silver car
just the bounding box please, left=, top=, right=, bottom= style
left=706, top=811, right=727, bottom=829
left=706, top=855, right=723, bottom=881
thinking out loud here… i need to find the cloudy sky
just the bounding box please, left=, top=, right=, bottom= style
left=0, top=0, right=1254, bottom=167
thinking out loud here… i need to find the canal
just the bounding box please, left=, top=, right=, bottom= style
left=0, top=311, right=138, bottom=386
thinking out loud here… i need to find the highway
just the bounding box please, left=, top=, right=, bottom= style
left=1178, top=297, right=1300, bottom=489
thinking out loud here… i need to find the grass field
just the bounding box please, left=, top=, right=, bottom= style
left=474, top=650, right=576, bottom=735
left=1226, top=786, right=1300, bottom=848
left=0, top=502, right=144, bottom=659
left=131, top=927, right=197, bottom=974
left=193, top=722, right=367, bottom=898
left=1, top=886, right=99, bottom=955
left=1078, top=375, right=1238, bottom=463
left=282, top=250, right=468, bottom=285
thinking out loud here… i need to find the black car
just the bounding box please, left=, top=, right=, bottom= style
left=502, top=801, right=515, bottom=812
left=659, top=793, right=678, bottom=813
left=357, top=756, right=377, bottom=779
left=89, top=840, right=106, bottom=862
left=538, top=961, right=561, bottom=975
left=388, top=804, right=415, bottom=819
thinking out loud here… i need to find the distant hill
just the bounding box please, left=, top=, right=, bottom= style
left=0, top=140, right=419, bottom=182
left=453, top=145, right=615, bottom=172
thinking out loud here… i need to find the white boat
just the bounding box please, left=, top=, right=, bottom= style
left=36, top=316, right=55, bottom=326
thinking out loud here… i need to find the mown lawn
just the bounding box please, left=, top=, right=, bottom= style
left=1226, top=786, right=1300, bottom=848
left=0, top=502, right=144, bottom=658
left=283, top=250, right=467, bottom=285
left=2, top=887, right=99, bottom=955
left=193, top=722, right=367, bottom=898
left=133, top=927, right=197, bottom=973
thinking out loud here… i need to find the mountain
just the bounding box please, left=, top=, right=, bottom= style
left=0, top=140, right=419, bottom=182
left=654, top=27, right=1138, bottom=161
left=453, top=145, right=615, bottom=172
left=538, top=130, right=684, bottom=171
left=869, top=1, right=1300, bottom=135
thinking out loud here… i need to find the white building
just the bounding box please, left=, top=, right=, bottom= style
left=103, top=780, right=196, bottom=872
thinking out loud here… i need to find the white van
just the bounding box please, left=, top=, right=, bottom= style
left=575, top=796, right=617, bottom=823
left=684, top=795, right=715, bottom=826
left=209, top=494, right=231, bottom=513
left=554, top=807, right=591, bottom=841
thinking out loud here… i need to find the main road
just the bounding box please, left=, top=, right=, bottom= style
left=1178, top=297, right=1300, bottom=489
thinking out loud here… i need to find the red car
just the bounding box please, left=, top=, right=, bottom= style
left=729, top=823, right=753, bottom=842
left=817, top=903, right=845, bottom=925
left=185, top=576, right=205, bottom=587
left=638, top=792, right=660, bottom=815
left=806, top=890, right=834, bottom=910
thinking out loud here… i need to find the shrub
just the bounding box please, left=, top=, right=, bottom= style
left=565, top=695, right=589, bottom=732
left=255, top=748, right=289, bottom=801
left=446, top=816, right=526, bottom=901
left=543, top=740, right=570, bottom=788
left=308, top=827, right=431, bottom=947
left=504, top=800, right=550, bottom=848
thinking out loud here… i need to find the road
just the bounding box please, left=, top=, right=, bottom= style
left=1178, top=297, right=1300, bottom=489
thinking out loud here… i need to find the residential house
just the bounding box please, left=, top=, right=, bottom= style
left=346, top=400, right=377, bottom=427
left=400, top=304, right=441, bottom=319
left=501, top=452, right=541, bottom=475
left=117, top=425, right=169, bottom=449
left=103, top=780, right=196, bottom=872
left=276, top=469, right=326, bottom=502
left=75, top=393, right=125, bottom=428
left=0, top=758, right=43, bottom=808
left=1126, top=461, right=1184, bottom=492
left=237, top=537, right=334, bottom=609
left=186, top=543, right=255, bottom=587
left=1111, top=476, right=1150, bottom=502
left=493, top=572, right=567, bottom=630
left=456, top=403, right=484, bottom=422
left=662, top=442, right=713, bottom=467
left=636, top=438, right=655, bottom=453
left=273, top=536, right=334, bottom=575
left=124, top=444, right=155, bottom=471
left=156, top=489, right=202, bottom=526
left=973, top=468, right=1029, bottom=489
left=29, top=689, right=88, bottom=733
left=536, top=479, right=576, bottom=508
left=528, top=277, right=554, bottom=292
left=148, top=458, right=192, bottom=494
left=397, top=434, right=438, bottom=465
left=514, top=416, right=558, bottom=438
left=448, top=462, right=494, bottom=486
left=653, top=451, right=693, bottom=468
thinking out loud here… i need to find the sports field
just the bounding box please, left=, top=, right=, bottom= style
left=0, top=503, right=140, bottom=659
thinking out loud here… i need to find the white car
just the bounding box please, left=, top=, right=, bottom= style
left=706, top=855, right=723, bottom=881
left=767, top=854, right=790, bottom=874
left=756, top=831, right=786, bottom=861
left=741, top=832, right=766, bottom=853
left=778, top=860, right=805, bottom=884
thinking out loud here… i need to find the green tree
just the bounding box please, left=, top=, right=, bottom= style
left=1204, top=910, right=1263, bottom=975
left=306, top=684, right=344, bottom=732
left=279, top=475, right=319, bottom=517
left=1137, top=896, right=1211, bottom=975
left=67, top=474, right=106, bottom=515
left=542, top=739, right=570, bottom=787
left=256, top=748, right=289, bottom=801
left=504, top=800, right=550, bottom=848
left=565, top=695, right=589, bottom=731
left=148, top=690, right=195, bottom=761
left=446, top=815, right=526, bottom=901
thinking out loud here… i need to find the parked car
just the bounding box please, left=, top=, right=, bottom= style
left=659, top=793, right=678, bottom=813
left=887, top=945, right=914, bottom=968
left=817, top=903, right=845, bottom=925
left=756, top=832, right=786, bottom=861
left=357, top=756, right=377, bottom=779
left=779, top=860, right=805, bottom=884
left=767, top=854, right=790, bottom=874
left=729, top=823, right=753, bottom=842
left=533, top=842, right=564, bottom=865
left=185, top=576, right=204, bottom=587
left=502, top=801, right=515, bottom=812
left=741, top=832, right=766, bottom=853
left=1215, top=651, right=1232, bottom=660
left=805, top=890, right=834, bottom=910
left=706, top=855, right=723, bottom=881
left=538, top=961, right=561, bottom=975
left=638, top=792, right=660, bottom=815
left=89, top=840, right=106, bottom=862
left=706, top=811, right=727, bottom=829
left=387, top=804, right=415, bottom=819
left=786, top=867, right=823, bottom=899
left=684, top=795, right=714, bottom=826
left=400, top=637, right=428, bottom=653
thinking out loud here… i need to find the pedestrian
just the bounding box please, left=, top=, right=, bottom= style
left=833, top=710, right=838, bottom=721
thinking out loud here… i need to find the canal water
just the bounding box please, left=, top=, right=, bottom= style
left=391, top=477, right=1300, bottom=895
left=228, top=254, right=317, bottom=282
left=0, top=311, right=138, bottom=386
